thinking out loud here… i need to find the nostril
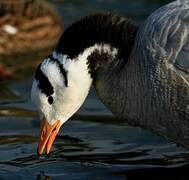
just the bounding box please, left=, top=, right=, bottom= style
left=52, top=127, right=56, bottom=133
left=41, top=130, right=45, bottom=140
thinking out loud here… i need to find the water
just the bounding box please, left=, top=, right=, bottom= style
left=0, top=0, right=189, bottom=179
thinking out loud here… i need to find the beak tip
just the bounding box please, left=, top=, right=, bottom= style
left=46, top=149, right=50, bottom=155
left=37, top=147, right=43, bottom=156
left=37, top=119, right=61, bottom=156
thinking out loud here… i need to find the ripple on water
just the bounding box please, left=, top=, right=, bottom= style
left=0, top=117, right=189, bottom=179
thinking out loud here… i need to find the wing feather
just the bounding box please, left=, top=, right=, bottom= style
left=138, top=0, right=189, bottom=82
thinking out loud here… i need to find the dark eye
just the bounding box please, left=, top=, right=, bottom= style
left=48, top=96, right=54, bottom=105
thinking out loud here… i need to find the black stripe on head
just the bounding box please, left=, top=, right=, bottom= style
left=35, top=63, right=54, bottom=97
left=48, top=55, right=68, bottom=87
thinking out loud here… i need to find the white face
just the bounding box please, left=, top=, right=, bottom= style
left=31, top=51, right=92, bottom=125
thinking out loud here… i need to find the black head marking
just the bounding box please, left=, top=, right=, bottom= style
left=35, top=63, right=54, bottom=97
left=48, top=55, right=68, bottom=87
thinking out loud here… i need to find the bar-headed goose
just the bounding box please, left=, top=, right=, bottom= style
left=31, top=0, right=189, bottom=155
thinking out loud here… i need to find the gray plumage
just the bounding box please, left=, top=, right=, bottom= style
left=95, top=0, right=189, bottom=148
left=31, top=0, right=189, bottom=152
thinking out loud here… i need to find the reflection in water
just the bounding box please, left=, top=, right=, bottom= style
left=0, top=118, right=189, bottom=179
left=1, top=0, right=189, bottom=179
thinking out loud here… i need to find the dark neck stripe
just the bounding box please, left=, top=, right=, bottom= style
left=87, top=47, right=117, bottom=79
left=48, top=55, right=68, bottom=87
left=35, top=63, right=54, bottom=97
left=56, top=12, right=138, bottom=60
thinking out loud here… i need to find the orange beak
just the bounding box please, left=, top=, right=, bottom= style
left=37, top=118, right=61, bottom=155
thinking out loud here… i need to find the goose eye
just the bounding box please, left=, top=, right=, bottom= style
left=48, top=96, right=54, bottom=105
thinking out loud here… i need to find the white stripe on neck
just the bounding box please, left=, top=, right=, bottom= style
left=52, top=43, right=118, bottom=64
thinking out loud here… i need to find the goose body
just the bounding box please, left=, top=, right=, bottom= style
left=31, top=0, right=189, bottom=155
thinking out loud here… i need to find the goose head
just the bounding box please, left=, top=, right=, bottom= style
left=31, top=51, right=93, bottom=155
left=31, top=13, right=137, bottom=155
